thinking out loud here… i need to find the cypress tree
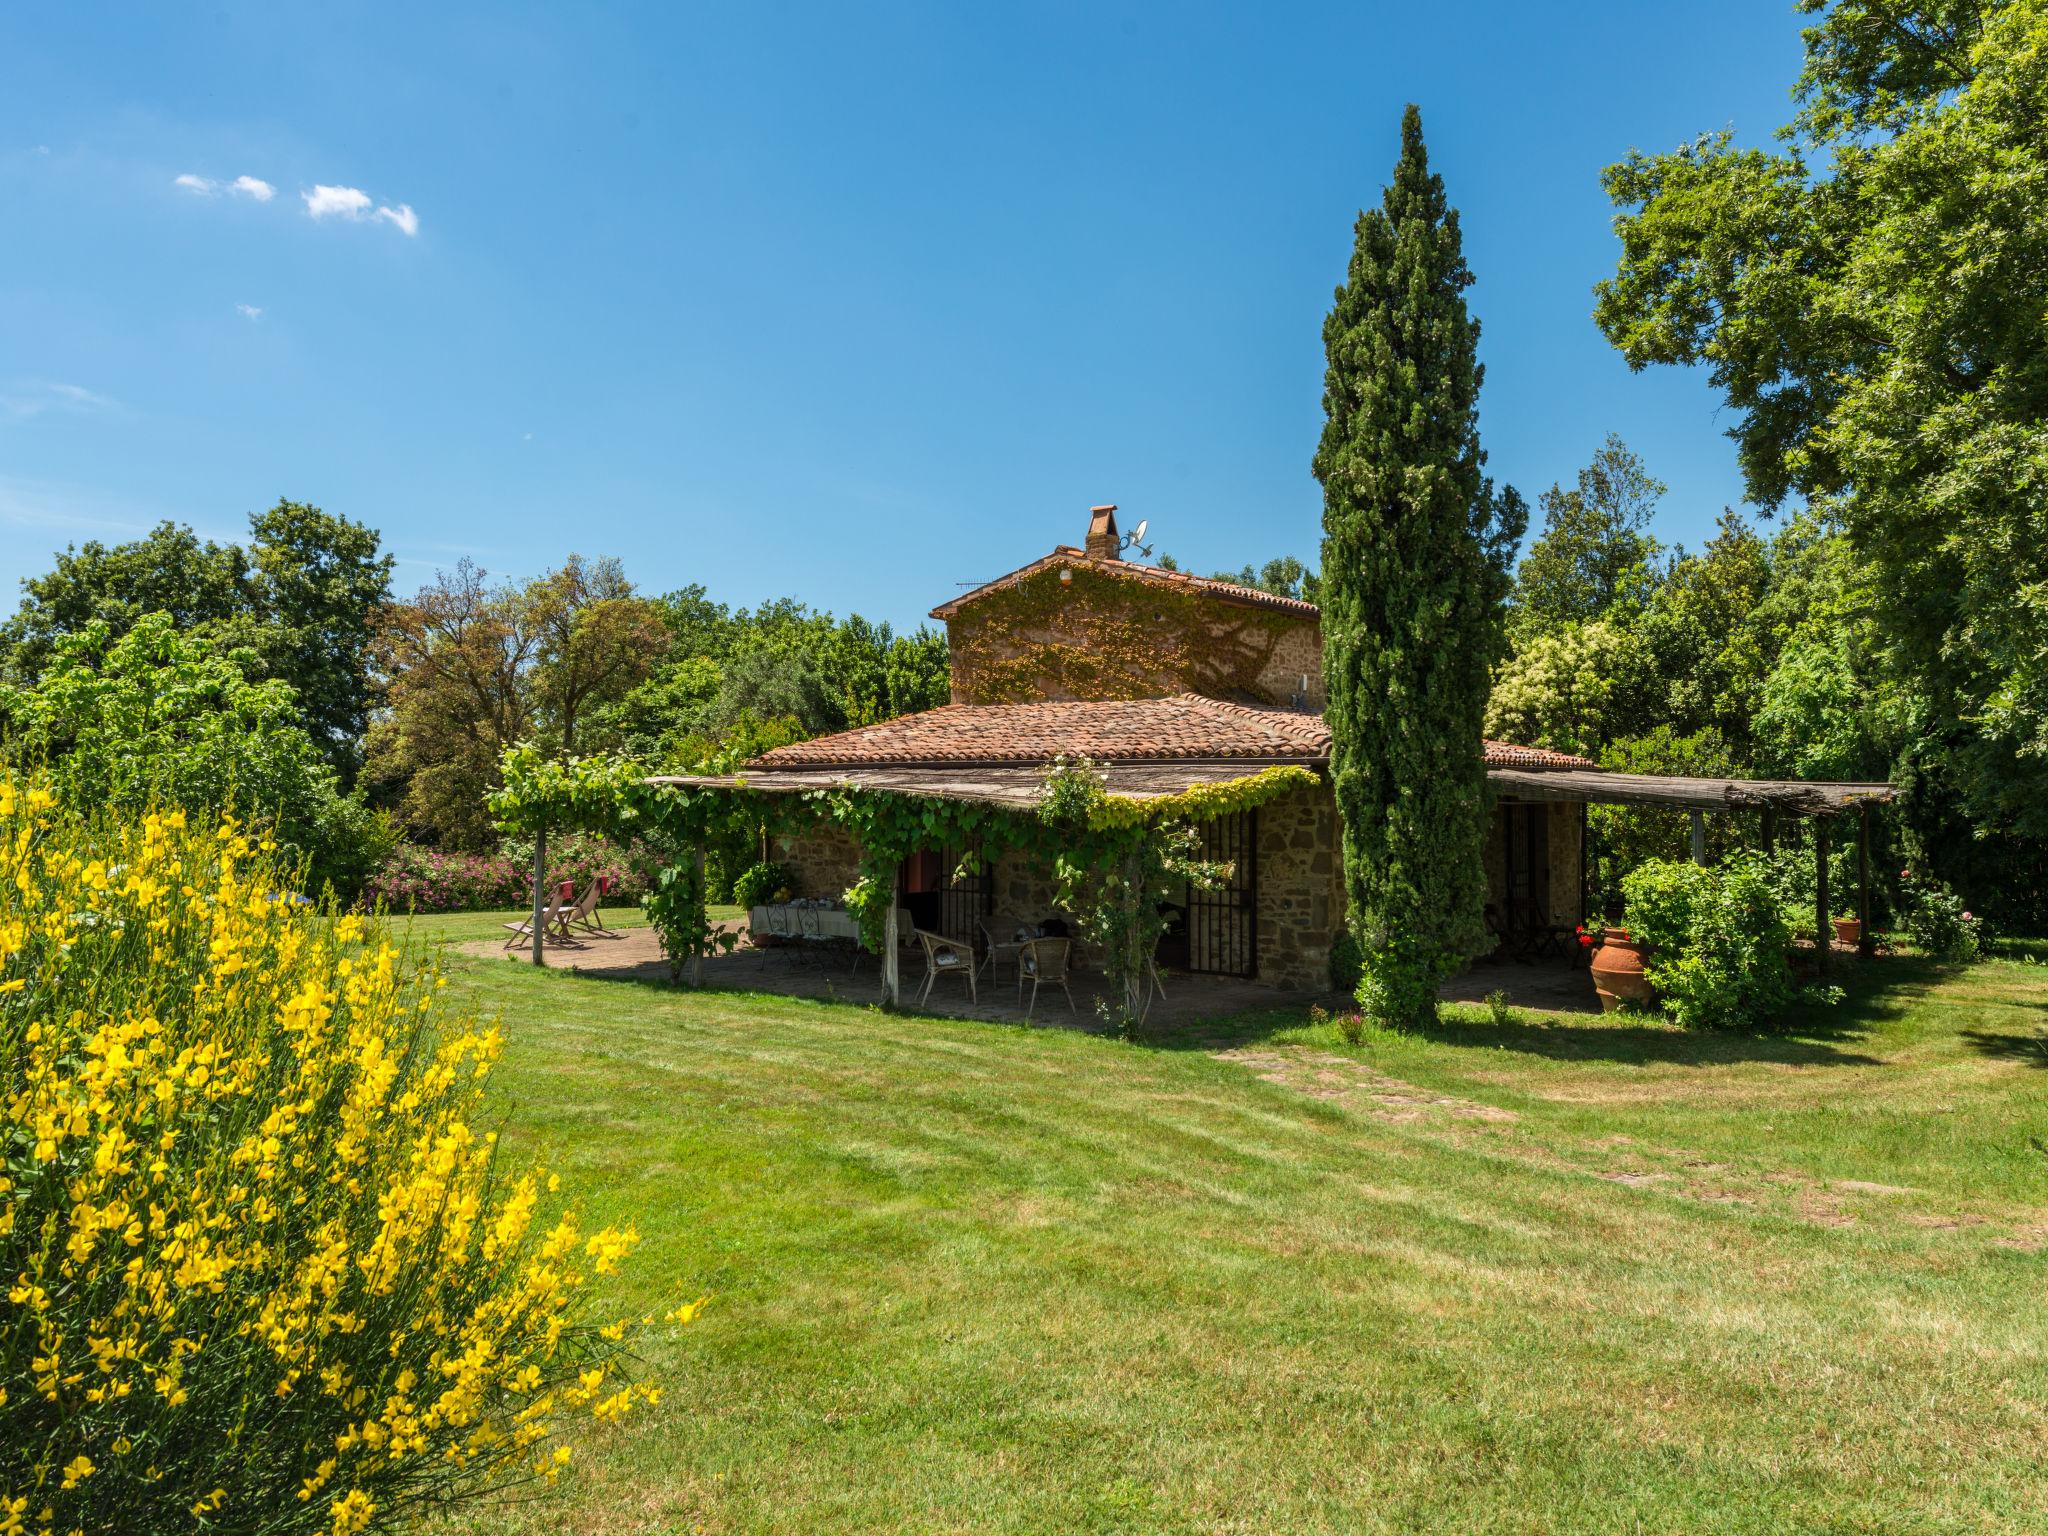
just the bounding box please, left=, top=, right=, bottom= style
left=1313, top=105, right=1525, bottom=1026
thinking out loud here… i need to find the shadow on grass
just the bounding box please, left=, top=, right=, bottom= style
left=1152, top=1006, right=1888, bottom=1068
left=1960, top=1029, right=2048, bottom=1067
left=1144, top=953, right=1965, bottom=1070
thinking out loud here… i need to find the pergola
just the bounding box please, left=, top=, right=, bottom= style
left=1489, top=767, right=1897, bottom=964
left=643, top=759, right=1297, bottom=1006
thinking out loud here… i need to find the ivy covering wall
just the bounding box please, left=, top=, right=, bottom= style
left=948, top=565, right=1317, bottom=706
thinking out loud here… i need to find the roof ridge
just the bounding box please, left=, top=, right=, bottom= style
left=930, top=549, right=1320, bottom=621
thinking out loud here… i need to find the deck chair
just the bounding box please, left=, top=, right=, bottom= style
left=502, top=895, right=571, bottom=949
left=1017, top=938, right=1075, bottom=1019
left=915, top=929, right=977, bottom=1006
left=560, top=879, right=615, bottom=938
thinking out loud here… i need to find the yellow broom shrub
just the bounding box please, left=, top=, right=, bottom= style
left=0, top=771, right=670, bottom=1535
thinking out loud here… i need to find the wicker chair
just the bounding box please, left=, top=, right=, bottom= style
left=915, top=929, right=977, bottom=1006
left=1017, top=938, right=1075, bottom=1019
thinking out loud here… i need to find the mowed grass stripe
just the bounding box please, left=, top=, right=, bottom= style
left=416, top=914, right=2048, bottom=1535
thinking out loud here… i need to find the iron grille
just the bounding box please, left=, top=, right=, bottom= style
left=1185, top=810, right=1257, bottom=978
left=938, top=843, right=992, bottom=945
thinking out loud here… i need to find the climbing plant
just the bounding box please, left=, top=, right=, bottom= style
left=819, top=759, right=1316, bottom=1026
left=490, top=744, right=764, bottom=978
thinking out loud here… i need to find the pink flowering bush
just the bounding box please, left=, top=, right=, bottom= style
left=368, top=833, right=658, bottom=913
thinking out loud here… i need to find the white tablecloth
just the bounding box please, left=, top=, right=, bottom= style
left=750, top=905, right=861, bottom=941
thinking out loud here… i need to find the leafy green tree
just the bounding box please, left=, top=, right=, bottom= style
left=1510, top=434, right=1666, bottom=640
left=883, top=626, right=953, bottom=715
left=1594, top=0, right=2048, bottom=847
left=1485, top=617, right=1639, bottom=758
left=3, top=501, right=393, bottom=780
left=245, top=500, right=395, bottom=777
left=1313, top=105, right=1526, bottom=1026
left=0, top=613, right=392, bottom=894
left=3, top=523, right=254, bottom=682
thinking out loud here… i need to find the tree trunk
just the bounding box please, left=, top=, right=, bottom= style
left=1814, top=820, right=1830, bottom=975
left=530, top=826, right=547, bottom=967
left=883, top=893, right=901, bottom=1008
left=690, top=847, right=707, bottom=987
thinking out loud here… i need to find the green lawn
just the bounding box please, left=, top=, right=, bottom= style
left=413, top=910, right=2048, bottom=1534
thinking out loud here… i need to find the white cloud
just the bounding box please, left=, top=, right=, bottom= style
left=177, top=172, right=276, bottom=201
left=303, top=183, right=372, bottom=220
left=374, top=202, right=419, bottom=237
left=1, top=380, right=115, bottom=420
left=236, top=304, right=263, bottom=320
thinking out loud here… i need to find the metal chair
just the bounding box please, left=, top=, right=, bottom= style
left=915, top=929, right=977, bottom=1006
left=1017, top=938, right=1074, bottom=1019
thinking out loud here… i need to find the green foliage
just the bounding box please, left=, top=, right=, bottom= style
left=0, top=614, right=391, bottom=896
left=1901, top=870, right=1986, bottom=960
left=1, top=501, right=393, bottom=780
left=1510, top=434, right=1666, bottom=641
left=1595, top=0, right=2048, bottom=844
left=731, top=860, right=793, bottom=910
left=1313, top=105, right=1525, bottom=1027
left=488, top=743, right=652, bottom=841
left=1621, top=857, right=1799, bottom=1031
left=1039, top=757, right=1229, bottom=1029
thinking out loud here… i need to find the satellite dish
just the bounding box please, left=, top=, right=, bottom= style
left=1132, top=519, right=1149, bottom=544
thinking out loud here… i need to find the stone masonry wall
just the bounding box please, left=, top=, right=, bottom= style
left=772, top=824, right=863, bottom=902
left=946, top=565, right=1324, bottom=708
left=1254, top=781, right=1345, bottom=991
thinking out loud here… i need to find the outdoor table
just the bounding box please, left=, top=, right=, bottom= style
left=751, top=904, right=860, bottom=942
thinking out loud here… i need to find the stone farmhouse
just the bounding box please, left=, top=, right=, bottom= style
left=708, top=506, right=1890, bottom=993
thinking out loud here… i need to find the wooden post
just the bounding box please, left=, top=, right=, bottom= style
left=1124, top=851, right=1146, bottom=1024
left=1814, top=819, right=1830, bottom=974
left=1761, top=807, right=1777, bottom=857
left=882, top=873, right=901, bottom=1009
left=1577, top=802, right=1589, bottom=924
left=690, top=847, right=707, bottom=987
left=1857, top=804, right=1872, bottom=947
left=1689, top=810, right=1708, bottom=867
left=529, top=826, right=547, bottom=967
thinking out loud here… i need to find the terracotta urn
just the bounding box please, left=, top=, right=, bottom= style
left=1832, top=916, right=1862, bottom=948
left=1590, top=930, right=1656, bottom=1013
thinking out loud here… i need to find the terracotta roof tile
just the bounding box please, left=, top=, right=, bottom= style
left=748, top=695, right=1597, bottom=771
left=929, top=547, right=1320, bottom=621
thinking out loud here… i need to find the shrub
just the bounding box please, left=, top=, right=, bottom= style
left=1901, top=870, right=1984, bottom=961
left=367, top=833, right=657, bottom=915
left=1485, top=989, right=1517, bottom=1028
left=0, top=774, right=676, bottom=1534
left=1620, top=856, right=1797, bottom=1030
left=731, top=860, right=792, bottom=911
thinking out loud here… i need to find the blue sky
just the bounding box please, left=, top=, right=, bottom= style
left=2, top=2, right=1808, bottom=634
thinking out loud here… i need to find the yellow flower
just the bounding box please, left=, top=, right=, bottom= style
left=59, top=1456, right=94, bottom=1490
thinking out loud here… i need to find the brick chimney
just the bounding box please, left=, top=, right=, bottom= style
left=1084, top=504, right=1120, bottom=560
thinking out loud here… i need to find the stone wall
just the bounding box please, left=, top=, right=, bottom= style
left=946, top=564, right=1323, bottom=708
left=772, top=823, right=863, bottom=902
left=1253, top=781, right=1345, bottom=991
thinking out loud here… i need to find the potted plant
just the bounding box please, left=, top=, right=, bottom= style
left=1831, top=912, right=1862, bottom=948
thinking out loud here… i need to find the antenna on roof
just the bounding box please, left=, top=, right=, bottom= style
left=1119, top=518, right=1153, bottom=560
